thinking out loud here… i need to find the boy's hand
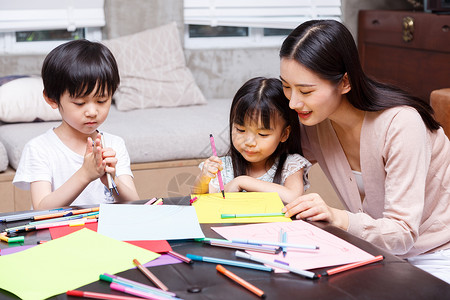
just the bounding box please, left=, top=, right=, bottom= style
left=100, top=146, right=118, bottom=186
left=199, top=156, right=223, bottom=184
left=82, top=136, right=106, bottom=181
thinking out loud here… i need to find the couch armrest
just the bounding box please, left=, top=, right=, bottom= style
left=430, top=88, right=450, bottom=138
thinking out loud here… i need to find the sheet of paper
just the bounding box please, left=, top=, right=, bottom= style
left=0, top=228, right=159, bottom=300
left=191, top=192, right=291, bottom=223
left=143, top=254, right=182, bottom=267
left=212, top=220, right=374, bottom=271
left=97, top=204, right=205, bottom=241
left=0, top=245, right=35, bottom=256
left=49, top=223, right=172, bottom=253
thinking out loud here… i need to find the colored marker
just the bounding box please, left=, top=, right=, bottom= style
left=0, top=208, right=72, bottom=223
left=167, top=250, right=193, bottom=264
left=232, top=238, right=319, bottom=250
left=321, top=255, right=385, bottom=276
left=110, top=283, right=172, bottom=300
left=280, top=229, right=287, bottom=257
left=210, top=134, right=225, bottom=199
left=189, top=197, right=198, bottom=205
left=221, top=212, right=285, bottom=219
left=216, top=264, right=266, bottom=298
left=133, top=258, right=169, bottom=291
left=186, top=254, right=273, bottom=272
left=235, top=251, right=319, bottom=279
left=103, top=274, right=177, bottom=298
left=0, top=233, right=24, bottom=244
left=145, top=198, right=158, bottom=205
left=33, top=207, right=99, bottom=220
left=67, top=290, right=142, bottom=300
left=99, top=274, right=176, bottom=299
left=152, top=198, right=163, bottom=206
left=206, top=239, right=281, bottom=254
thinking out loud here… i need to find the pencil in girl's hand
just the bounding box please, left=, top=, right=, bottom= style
left=99, top=132, right=119, bottom=195
left=209, top=134, right=225, bottom=199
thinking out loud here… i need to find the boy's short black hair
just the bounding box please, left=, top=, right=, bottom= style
left=42, top=39, right=120, bottom=105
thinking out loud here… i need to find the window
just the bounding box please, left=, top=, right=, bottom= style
left=0, top=0, right=105, bottom=54
left=184, top=0, right=342, bottom=49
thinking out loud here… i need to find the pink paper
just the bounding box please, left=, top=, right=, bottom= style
left=212, top=220, right=374, bottom=272
left=142, top=254, right=182, bottom=267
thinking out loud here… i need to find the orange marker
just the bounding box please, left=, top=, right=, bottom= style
left=216, top=264, right=266, bottom=298
left=321, top=255, right=384, bottom=276
left=133, top=258, right=169, bottom=291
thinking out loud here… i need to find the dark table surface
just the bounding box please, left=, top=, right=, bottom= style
left=1, top=196, right=449, bottom=299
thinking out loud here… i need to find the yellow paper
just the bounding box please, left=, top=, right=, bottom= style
left=191, top=192, right=291, bottom=223
left=0, top=228, right=159, bottom=300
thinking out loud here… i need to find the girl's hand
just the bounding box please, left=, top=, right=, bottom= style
left=82, top=136, right=106, bottom=181
left=224, top=176, right=246, bottom=192
left=199, top=156, right=223, bottom=184
left=282, top=193, right=349, bottom=230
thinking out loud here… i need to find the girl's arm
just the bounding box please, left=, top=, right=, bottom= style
left=192, top=156, right=223, bottom=194
left=225, top=169, right=305, bottom=203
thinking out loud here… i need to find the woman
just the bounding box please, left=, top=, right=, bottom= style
left=279, top=20, right=450, bottom=283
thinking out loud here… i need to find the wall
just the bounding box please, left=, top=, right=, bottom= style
left=1, top=0, right=413, bottom=98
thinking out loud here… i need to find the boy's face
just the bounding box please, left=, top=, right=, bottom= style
left=49, top=89, right=112, bottom=136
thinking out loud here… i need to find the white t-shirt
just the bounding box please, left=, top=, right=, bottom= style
left=200, top=154, right=311, bottom=193
left=13, top=128, right=133, bottom=207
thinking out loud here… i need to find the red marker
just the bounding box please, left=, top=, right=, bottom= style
left=67, top=289, right=141, bottom=300
left=321, top=255, right=384, bottom=276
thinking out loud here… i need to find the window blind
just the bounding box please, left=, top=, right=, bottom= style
left=0, top=0, right=105, bottom=32
left=184, top=0, right=341, bottom=29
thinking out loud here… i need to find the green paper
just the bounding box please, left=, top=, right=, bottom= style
left=0, top=228, right=159, bottom=300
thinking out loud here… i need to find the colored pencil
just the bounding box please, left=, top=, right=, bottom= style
left=33, top=207, right=99, bottom=220
left=67, top=289, right=142, bottom=300
left=232, top=238, right=319, bottom=250
left=100, top=132, right=119, bottom=195
left=133, top=258, right=169, bottom=291
left=221, top=213, right=285, bottom=218
left=186, top=254, right=273, bottom=272
left=235, top=251, right=319, bottom=279
left=321, top=255, right=385, bottom=276
left=207, top=239, right=281, bottom=254
left=210, top=134, right=225, bottom=199
left=216, top=264, right=266, bottom=298
left=0, top=208, right=72, bottom=223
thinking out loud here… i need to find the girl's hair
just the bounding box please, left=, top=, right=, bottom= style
left=280, top=20, right=440, bottom=131
left=228, top=77, right=302, bottom=184
left=42, top=39, right=120, bottom=104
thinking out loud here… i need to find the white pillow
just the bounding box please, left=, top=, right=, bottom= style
left=0, top=76, right=61, bottom=123
left=102, top=22, right=207, bottom=111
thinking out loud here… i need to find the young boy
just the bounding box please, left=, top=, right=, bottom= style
left=13, top=39, right=140, bottom=209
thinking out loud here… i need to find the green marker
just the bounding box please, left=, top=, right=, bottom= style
left=221, top=212, right=285, bottom=219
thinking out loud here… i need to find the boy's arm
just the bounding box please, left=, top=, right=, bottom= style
left=111, top=175, right=139, bottom=203
left=225, top=170, right=305, bottom=204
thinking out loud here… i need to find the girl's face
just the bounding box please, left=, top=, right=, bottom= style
left=280, top=58, right=350, bottom=126
left=232, top=113, right=290, bottom=167
left=45, top=87, right=111, bottom=137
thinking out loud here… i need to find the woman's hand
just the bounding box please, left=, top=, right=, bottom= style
left=282, top=193, right=349, bottom=230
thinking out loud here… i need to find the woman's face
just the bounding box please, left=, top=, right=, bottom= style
left=280, top=58, right=349, bottom=126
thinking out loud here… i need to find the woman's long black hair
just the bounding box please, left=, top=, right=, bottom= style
left=279, top=20, right=440, bottom=131
left=228, top=77, right=302, bottom=184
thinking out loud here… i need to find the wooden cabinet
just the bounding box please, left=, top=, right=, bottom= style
left=358, top=10, right=450, bottom=102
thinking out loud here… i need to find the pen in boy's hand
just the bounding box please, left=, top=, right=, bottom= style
left=99, top=132, right=119, bottom=195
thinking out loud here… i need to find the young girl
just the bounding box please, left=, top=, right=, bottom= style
left=192, top=77, right=311, bottom=203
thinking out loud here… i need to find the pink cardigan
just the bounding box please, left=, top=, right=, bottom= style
left=301, top=106, right=450, bottom=258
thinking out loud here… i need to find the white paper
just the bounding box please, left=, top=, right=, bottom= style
left=97, top=204, right=205, bottom=241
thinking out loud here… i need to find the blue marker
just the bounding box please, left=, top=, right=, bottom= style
left=186, top=254, right=273, bottom=272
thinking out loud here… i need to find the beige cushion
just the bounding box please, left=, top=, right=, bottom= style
left=0, top=76, right=61, bottom=123
left=102, top=22, right=207, bottom=111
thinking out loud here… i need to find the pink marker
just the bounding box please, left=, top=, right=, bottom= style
left=189, top=197, right=198, bottom=205
left=110, top=283, right=169, bottom=300
left=209, top=134, right=225, bottom=199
